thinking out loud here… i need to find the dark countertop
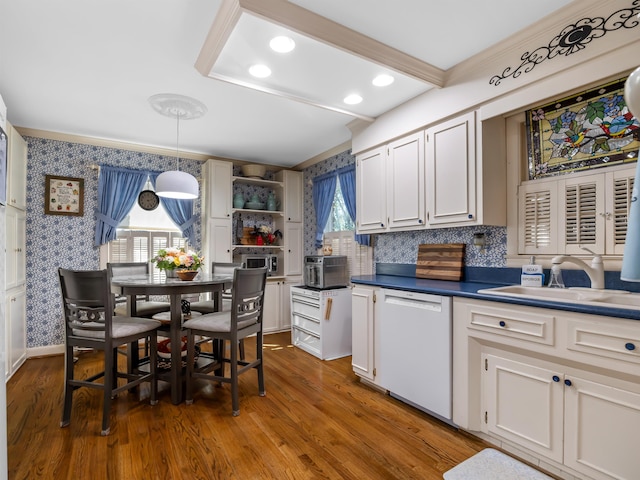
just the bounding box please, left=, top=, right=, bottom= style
left=351, top=273, right=640, bottom=321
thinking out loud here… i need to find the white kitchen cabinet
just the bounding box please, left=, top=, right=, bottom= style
left=387, top=132, right=425, bottom=230
left=204, top=159, right=233, bottom=263
left=356, top=132, right=425, bottom=233
left=425, top=112, right=505, bottom=227
left=7, top=123, right=27, bottom=211
left=5, top=207, right=26, bottom=290
left=518, top=165, right=635, bottom=256
left=6, top=289, right=26, bottom=380
left=356, top=146, right=387, bottom=233
left=291, top=286, right=352, bottom=360
left=263, top=279, right=294, bottom=334
left=275, top=169, right=303, bottom=223
left=351, top=285, right=377, bottom=382
left=455, top=297, right=640, bottom=480
left=284, top=223, right=303, bottom=276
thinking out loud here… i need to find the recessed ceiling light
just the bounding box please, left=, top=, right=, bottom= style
left=270, top=36, right=295, bottom=53
left=249, top=64, right=271, bottom=78
left=344, top=94, right=363, bottom=105
left=372, top=74, right=395, bottom=87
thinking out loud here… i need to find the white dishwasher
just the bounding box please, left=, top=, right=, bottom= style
left=377, top=288, right=453, bottom=422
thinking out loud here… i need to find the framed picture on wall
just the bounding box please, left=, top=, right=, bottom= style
left=44, top=175, right=84, bottom=216
left=525, top=77, right=640, bottom=180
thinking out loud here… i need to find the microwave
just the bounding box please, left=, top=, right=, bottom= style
left=240, top=254, right=279, bottom=277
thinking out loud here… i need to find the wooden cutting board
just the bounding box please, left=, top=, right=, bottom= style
left=416, top=243, right=465, bottom=281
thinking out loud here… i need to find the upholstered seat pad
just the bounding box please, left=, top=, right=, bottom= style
left=114, top=301, right=170, bottom=317
left=72, top=316, right=161, bottom=339
left=182, top=311, right=257, bottom=332
left=189, top=298, right=232, bottom=313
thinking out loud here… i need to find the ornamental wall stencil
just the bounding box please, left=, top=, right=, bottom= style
left=490, top=1, right=640, bottom=86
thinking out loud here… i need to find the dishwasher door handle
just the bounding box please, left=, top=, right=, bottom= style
left=384, top=294, right=442, bottom=312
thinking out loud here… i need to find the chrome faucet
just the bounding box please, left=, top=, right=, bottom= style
left=551, top=247, right=605, bottom=289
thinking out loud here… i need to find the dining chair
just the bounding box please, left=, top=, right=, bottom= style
left=107, top=262, right=171, bottom=317
left=189, top=262, right=243, bottom=314
left=58, top=268, right=161, bottom=435
left=184, top=267, right=267, bottom=416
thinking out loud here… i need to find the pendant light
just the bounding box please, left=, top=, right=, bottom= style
left=148, top=93, right=207, bottom=199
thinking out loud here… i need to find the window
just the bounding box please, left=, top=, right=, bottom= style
left=322, top=179, right=372, bottom=276
left=324, top=180, right=354, bottom=233
left=102, top=200, right=187, bottom=281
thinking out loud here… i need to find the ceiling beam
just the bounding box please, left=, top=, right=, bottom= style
left=195, top=0, right=445, bottom=87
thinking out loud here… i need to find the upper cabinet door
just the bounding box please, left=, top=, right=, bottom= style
left=387, top=132, right=425, bottom=230
left=206, top=159, right=232, bottom=219
left=282, top=170, right=303, bottom=223
left=356, top=146, right=387, bottom=233
left=8, top=124, right=27, bottom=211
left=425, top=112, right=476, bottom=226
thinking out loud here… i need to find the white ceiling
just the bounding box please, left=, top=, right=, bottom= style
left=0, top=0, right=574, bottom=168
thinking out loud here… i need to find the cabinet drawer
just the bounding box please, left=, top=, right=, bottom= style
left=292, top=326, right=321, bottom=358
left=292, top=312, right=320, bottom=336
left=291, top=295, right=320, bottom=320
left=567, top=319, right=640, bottom=364
left=467, top=303, right=555, bottom=346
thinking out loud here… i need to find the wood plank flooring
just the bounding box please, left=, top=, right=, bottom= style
left=7, top=332, right=491, bottom=479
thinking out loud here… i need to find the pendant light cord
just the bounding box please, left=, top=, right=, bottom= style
left=175, top=110, right=181, bottom=172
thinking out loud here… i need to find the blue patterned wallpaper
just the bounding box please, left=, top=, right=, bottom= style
left=24, top=136, right=202, bottom=348
left=302, top=149, right=507, bottom=268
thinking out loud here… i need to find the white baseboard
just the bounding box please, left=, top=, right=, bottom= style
left=28, top=344, right=64, bottom=358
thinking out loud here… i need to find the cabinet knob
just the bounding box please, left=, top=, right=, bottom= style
left=552, top=375, right=560, bottom=382
left=625, top=342, right=636, bottom=351
left=468, top=214, right=473, bottom=219
left=499, top=320, right=506, bottom=327
left=380, top=223, right=385, bottom=227
left=418, top=219, right=423, bottom=224
left=564, top=379, right=572, bottom=387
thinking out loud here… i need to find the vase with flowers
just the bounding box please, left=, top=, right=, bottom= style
left=151, top=247, right=204, bottom=280
left=251, top=225, right=283, bottom=246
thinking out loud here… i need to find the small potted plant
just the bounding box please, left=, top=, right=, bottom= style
left=151, top=247, right=204, bottom=280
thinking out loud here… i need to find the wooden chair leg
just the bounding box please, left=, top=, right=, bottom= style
left=239, top=339, right=245, bottom=361
left=149, top=331, right=158, bottom=405
left=257, top=333, right=265, bottom=397
left=230, top=338, right=239, bottom=416
left=60, top=345, right=74, bottom=428
left=185, top=332, right=196, bottom=405
left=102, top=348, right=114, bottom=436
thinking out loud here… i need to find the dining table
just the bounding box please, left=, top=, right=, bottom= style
left=111, top=272, right=233, bottom=404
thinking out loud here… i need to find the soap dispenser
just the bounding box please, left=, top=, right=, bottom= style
left=521, top=256, right=544, bottom=287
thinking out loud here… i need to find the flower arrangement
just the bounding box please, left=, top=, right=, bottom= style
left=251, top=225, right=283, bottom=245
left=151, top=247, right=204, bottom=271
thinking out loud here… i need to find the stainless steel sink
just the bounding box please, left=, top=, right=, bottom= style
left=477, top=285, right=640, bottom=310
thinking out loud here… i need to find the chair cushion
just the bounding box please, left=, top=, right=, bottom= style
left=114, top=301, right=170, bottom=317
left=73, top=317, right=161, bottom=339
left=182, top=311, right=258, bottom=333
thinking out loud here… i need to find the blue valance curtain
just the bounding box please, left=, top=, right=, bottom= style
left=149, top=174, right=197, bottom=246
left=95, top=165, right=149, bottom=246
left=312, top=164, right=370, bottom=248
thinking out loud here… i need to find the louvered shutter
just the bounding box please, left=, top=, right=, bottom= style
left=606, top=169, right=636, bottom=255
left=323, top=231, right=373, bottom=279
left=561, top=175, right=605, bottom=255
left=518, top=181, right=558, bottom=255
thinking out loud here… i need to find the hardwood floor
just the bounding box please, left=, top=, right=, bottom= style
left=7, top=332, right=490, bottom=479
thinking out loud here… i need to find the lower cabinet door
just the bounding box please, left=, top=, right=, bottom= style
left=483, top=353, right=563, bottom=463
left=564, top=375, right=640, bottom=480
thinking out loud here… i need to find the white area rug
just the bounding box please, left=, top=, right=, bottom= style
left=443, top=448, right=554, bottom=479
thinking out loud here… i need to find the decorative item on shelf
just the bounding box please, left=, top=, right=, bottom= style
left=151, top=247, right=204, bottom=278
left=233, top=192, right=245, bottom=209
left=236, top=213, right=244, bottom=244
left=246, top=193, right=265, bottom=210
left=251, top=225, right=283, bottom=246
left=266, top=191, right=280, bottom=211
left=241, top=164, right=267, bottom=179
left=149, top=93, right=207, bottom=199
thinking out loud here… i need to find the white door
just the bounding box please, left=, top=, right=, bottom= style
left=387, top=132, right=425, bottom=230
left=356, top=147, right=387, bottom=233
left=484, top=353, right=563, bottom=463
left=426, top=112, right=476, bottom=226
left=351, top=286, right=375, bottom=381
left=564, top=375, right=640, bottom=480
left=207, top=159, right=232, bottom=219
left=284, top=223, right=303, bottom=276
